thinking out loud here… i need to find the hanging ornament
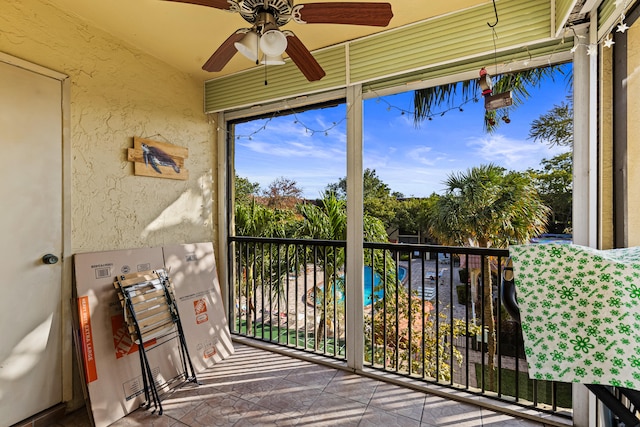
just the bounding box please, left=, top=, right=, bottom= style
left=617, top=21, right=630, bottom=33
left=479, top=66, right=512, bottom=111
left=479, top=67, right=493, bottom=96
left=604, top=36, right=615, bottom=48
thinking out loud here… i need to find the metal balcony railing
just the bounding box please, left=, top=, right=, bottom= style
left=228, top=236, right=572, bottom=419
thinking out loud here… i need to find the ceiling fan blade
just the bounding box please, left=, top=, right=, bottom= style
left=285, top=33, right=326, bottom=82
left=202, top=31, right=245, bottom=72
left=162, top=0, right=234, bottom=10
left=293, top=2, right=393, bottom=26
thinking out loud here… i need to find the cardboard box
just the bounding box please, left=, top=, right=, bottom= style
left=74, top=248, right=182, bottom=427
left=74, top=244, right=234, bottom=427
left=163, top=242, right=234, bottom=370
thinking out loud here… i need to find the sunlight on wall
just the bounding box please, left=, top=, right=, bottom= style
left=141, top=173, right=213, bottom=240
left=627, top=24, right=640, bottom=246
left=0, top=314, right=53, bottom=382
left=601, top=45, right=614, bottom=249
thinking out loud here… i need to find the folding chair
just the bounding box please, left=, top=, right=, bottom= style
left=114, top=268, right=198, bottom=414
left=502, top=259, right=640, bottom=427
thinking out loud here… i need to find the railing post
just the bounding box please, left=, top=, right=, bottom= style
left=346, top=84, right=364, bottom=371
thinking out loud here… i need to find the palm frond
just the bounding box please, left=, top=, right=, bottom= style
left=414, top=64, right=569, bottom=133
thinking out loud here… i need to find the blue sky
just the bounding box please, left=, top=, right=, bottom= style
left=234, top=64, right=572, bottom=199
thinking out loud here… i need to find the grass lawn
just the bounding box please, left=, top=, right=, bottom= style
left=476, top=364, right=573, bottom=409
left=235, top=319, right=346, bottom=356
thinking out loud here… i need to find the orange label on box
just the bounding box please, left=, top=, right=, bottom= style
left=111, top=312, right=157, bottom=358
left=77, top=296, right=98, bottom=383
left=111, top=314, right=137, bottom=359
left=194, top=298, right=208, bottom=324
left=203, top=346, right=217, bottom=359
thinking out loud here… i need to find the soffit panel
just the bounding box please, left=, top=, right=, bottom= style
left=599, top=0, right=619, bottom=29
left=205, top=47, right=346, bottom=113
left=47, top=0, right=490, bottom=81
left=556, top=0, right=579, bottom=35
left=349, top=0, right=551, bottom=84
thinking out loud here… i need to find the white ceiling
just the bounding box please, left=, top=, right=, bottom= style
left=47, top=0, right=489, bottom=81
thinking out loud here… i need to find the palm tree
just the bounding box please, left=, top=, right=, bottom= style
left=296, top=193, right=389, bottom=348
left=235, top=200, right=295, bottom=333
left=430, top=164, right=549, bottom=385
left=413, top=65, right=567, bottom=132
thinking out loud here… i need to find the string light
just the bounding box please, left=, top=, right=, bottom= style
left=373, top=94, right=480, bottom=120
left=235, top=117, right=274, bottom=140
left=227, top=102, right=350, bottom=141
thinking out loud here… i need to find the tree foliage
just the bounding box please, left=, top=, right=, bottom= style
left=526, top=87, right=573, bottom=231
left=325, top=168, right=401, bottom=228
left=235, top=174, right=260, bottom=204
left=527, top=152, right=572, bottom=233
left=431, top=164, right=550, bottom=247
left=234, top=199, right=298, bottom=332
left=295, top=193, right=389, bottom=347
left=235, top=200, right=294, bottom=237
left=392, top=195, right=439, bottom=236
left=262, top=176, right=303, bottom=209
left=528, top=99, right=573, bottom=147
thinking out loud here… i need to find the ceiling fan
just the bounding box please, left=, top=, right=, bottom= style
left=165, top=0, right=393, bottom=81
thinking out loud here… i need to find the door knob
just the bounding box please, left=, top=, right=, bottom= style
left=42, top=254, right=59, bottom=265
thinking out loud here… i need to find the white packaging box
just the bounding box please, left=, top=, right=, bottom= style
left=162, top=242, right=234, bottom=371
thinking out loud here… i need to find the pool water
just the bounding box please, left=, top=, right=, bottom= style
left=313, top=266, right=407, bottom=306
left=364, top=265, right=407, bottom=305
left=530, top=233, right=572, bottom=244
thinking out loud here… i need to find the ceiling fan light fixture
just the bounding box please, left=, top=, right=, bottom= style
left=234, top=30, right=260, bottom=62
left=261, top=54, right=285, bottom=65
left=259, top=29, right=288, bottom=56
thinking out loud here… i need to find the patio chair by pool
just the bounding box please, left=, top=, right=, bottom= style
left=425, top=268, right=446, bottom=281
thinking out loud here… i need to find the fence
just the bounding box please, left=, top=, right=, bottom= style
left=228, top=236, right=572, bottom=418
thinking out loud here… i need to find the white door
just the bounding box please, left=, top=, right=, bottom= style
left=0, top=59, right=63, bottom=425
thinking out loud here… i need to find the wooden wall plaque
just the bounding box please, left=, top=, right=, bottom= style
left=128, top=137, right=188, bottom=180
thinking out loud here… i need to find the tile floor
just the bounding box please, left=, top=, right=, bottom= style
left=56, top=341, right=567, bottom=426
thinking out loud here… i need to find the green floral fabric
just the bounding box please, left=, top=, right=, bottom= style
left=509, top=244, right=640, bottom=390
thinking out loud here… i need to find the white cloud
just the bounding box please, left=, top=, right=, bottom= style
left=405, top=146, right=455, bottom=167
left=466, top=134, right=567, bottom=170
left=237, top=130, right=345, bottom=160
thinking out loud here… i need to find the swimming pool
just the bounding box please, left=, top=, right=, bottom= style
left=364, top=265, right=407, bottom=305
left=309, top=265, right=407, bottom=306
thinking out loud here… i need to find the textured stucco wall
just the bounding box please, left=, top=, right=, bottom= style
left=599, top=21, right=640, bottom=248
left=627, top=23, right=640, bottom=246
left=0, top=0, right=216, bottom=253
left=600, top=45, right=614, bottom=249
